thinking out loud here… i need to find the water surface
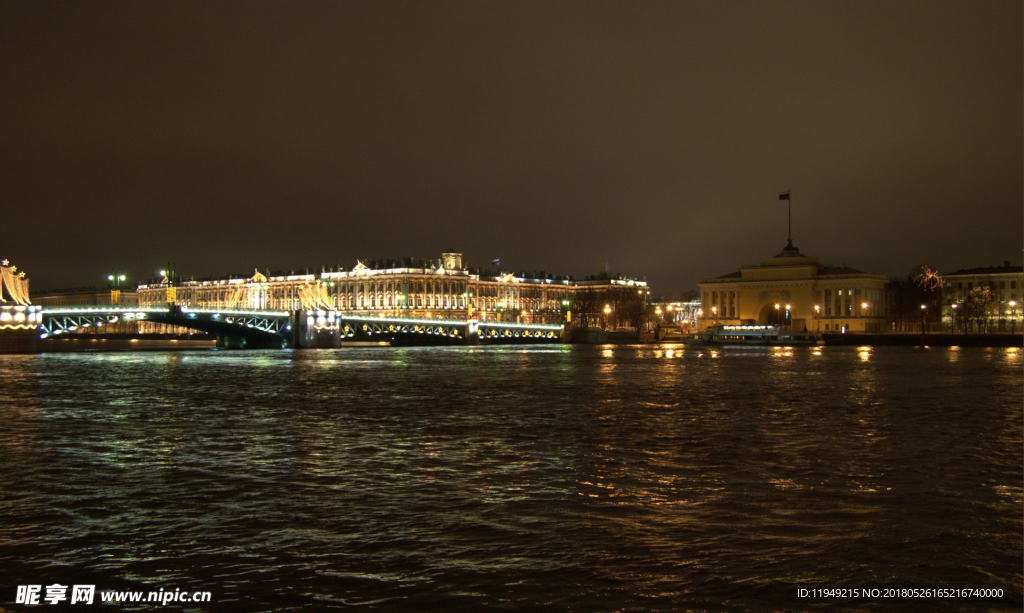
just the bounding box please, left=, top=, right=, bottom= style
left=1, top=345, right=1020, bottom=611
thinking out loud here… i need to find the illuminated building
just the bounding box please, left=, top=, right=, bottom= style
left=136, top=251, right=646, bottom=324
left=33, top=287, right=139, bottom=307
left=941, top=262, right=1023, bottom=332
left=697, top=242, right=888, bottom=333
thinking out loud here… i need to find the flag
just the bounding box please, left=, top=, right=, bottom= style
left=490, top=258, right=500, bottom=266
left=779, top=191, right=790, bottom=200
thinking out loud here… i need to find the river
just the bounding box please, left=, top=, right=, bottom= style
left=1, top=345, right=1020, bottom=611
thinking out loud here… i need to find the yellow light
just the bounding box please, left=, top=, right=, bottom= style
left=785, top=304, right=791, bottom=310
left=814, top=305, right=820, bottom=312
left=774, top=304, right=779, bottom=309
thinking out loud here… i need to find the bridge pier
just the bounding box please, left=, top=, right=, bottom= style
left=290, top=310, right=342, bottom=349
left=0, top=306, right=40, bottom=354
left=464, top=319, right=480, bottom=346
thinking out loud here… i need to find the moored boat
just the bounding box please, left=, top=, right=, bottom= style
left=685, top=324, right=819, bottom=346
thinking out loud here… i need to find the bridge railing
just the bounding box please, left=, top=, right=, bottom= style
left=40, top=306, right=291, bottom=318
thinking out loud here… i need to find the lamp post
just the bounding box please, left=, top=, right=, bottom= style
left=160, top=266, right=176, bottom=305
left=1010, top=300, right=1017, bottom=335
left=814, top=304, right=820, bottom=332
left=785, top=304, right=791, bottom=331
left=951, top=303, right=959, bottom=333
left=712, top=306, right=718, bottom=325
left=861, top=302, right=869, bottom=333
left=603, top=304, right=611, bottom=330
left=774, top=303, right=780, bottom=327
left=106, top=272, right=127, bottom=305
left=920, top=304, right=927, bottom=334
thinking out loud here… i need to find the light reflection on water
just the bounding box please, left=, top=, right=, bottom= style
left=0, top=346, right=1021, bottom=612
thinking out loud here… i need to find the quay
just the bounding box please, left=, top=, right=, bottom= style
left=820, top=333, right=1022, bottom=347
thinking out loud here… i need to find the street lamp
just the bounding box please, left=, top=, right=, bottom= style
left=1010, top=300, right=1017, bottom=335
left=774, top=303, right=780, bottom=327
left=814, top=304, right=820, bottom=332
left=160, top=265, right=176, bottom=305
left=785, top=304, right=791, bottom=330
left=107, top=272, right=127, bottom=305
left=603, top=304, right=611, bottom=330
left=712, top=305, right=718, bottom=325
left=920, top=304, right=927, bottom=334
left=951, top=303, right=959, bottom=333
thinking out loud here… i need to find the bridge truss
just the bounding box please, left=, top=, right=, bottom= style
left=39, top=306, right=292, bottom=343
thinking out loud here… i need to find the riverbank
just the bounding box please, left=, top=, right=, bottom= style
left=821, top=333, right=1022, bottom=347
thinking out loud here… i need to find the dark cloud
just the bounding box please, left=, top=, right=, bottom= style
left=2, top=1, right=1020, bottom=293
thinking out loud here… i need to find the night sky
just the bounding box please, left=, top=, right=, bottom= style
left=3, top=2, right=1021, bottom=294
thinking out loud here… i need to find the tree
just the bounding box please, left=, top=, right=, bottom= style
left=886, top=265, right=943, bottom=332
left=679, top=288, right=700, bottom=302
left=914, top=265, right=943, bottom=292
left=964, top=285, right=994, bottom=333
left=569, top=287, right=600, bottom=329
left=614, top=288, right=649, bottom=332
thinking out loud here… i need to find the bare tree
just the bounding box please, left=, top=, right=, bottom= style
left=886, top=265, right=943, bottom=332
left=570, top=287, right=600, bottom=329
left=914, top=265, right=944, bottom=292
left=616, top=288, right=649, bottom=332
left=964, top=285, right=994, bottom=333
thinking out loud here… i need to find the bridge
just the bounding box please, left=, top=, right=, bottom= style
left=37, top=306, right=565, bottom=348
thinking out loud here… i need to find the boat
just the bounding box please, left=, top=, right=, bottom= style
left=685, top=324, right=820, bottom=346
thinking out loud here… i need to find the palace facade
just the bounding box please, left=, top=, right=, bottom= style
left=698, top=242, right=888, bottom=333
left=136, top=251, right=646, bottom=324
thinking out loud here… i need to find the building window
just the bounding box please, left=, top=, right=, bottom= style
left=1000, top=281, right=1006, bottom=288
left=1013, top=281, right=1018, bottom=289
left=957, top=282, right=963, bottom=289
